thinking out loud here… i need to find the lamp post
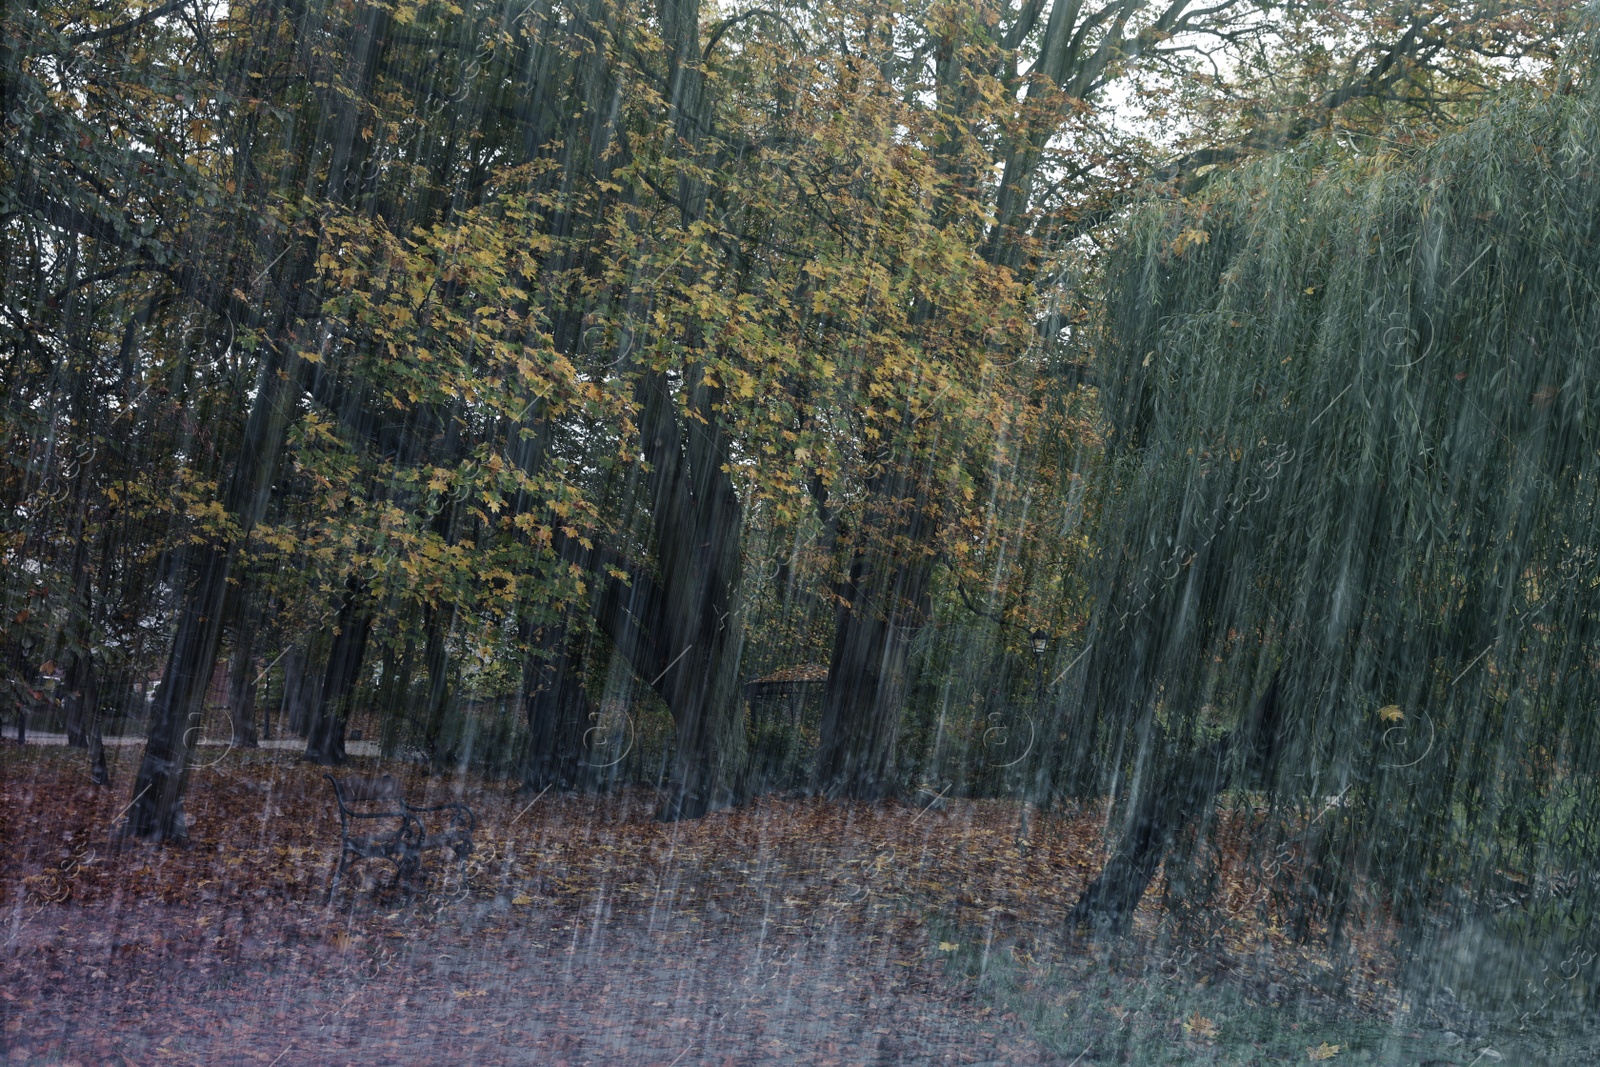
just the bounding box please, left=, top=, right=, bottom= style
left=1017, top=629, right=1049, bottom=854
left=1030, top=631, right=1050, bottom=728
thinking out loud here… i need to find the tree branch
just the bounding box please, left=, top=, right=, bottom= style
left=701, top=7, right=801, bottom=62
left=63, top=0, right=189, bottom=45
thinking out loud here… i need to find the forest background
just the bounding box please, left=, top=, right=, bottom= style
left=5, top=0, right=1600, bottom=1037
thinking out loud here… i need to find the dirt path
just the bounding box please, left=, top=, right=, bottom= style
left=4, top=898, right=1060, bottom=1066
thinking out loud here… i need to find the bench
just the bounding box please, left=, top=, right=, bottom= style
left=325, top=773, right=475, bottom=898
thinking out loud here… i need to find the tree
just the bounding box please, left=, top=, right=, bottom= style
left=1072, top=71, right=1600, bottom=953
left=8, top=0, right=1577, bottom=852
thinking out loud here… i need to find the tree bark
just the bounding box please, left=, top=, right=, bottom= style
left=629, top=365, right=749, bottom=820
left=812, top=550, right=934, bottom=799
left=60, top=414, right=99, bottom=753
left=124, top=0, right=392, bottom=839
left=482, top=0, right=745, bottom=817
left=623, top=0, right=749, bottom=820
left=62, top=651, right=96, bottom=750
left=88, top=716, right=108, bottom=786
left=419, top=602, right=455, bottom=771
left=280, top=642, right=321, bottom=738
left=1067, top=670, right=1285, bottom=934
left=813, top=460, right=937, bottom=801
left=374, top=630, right=415, bottom=756
left=520, top=615, right=598, bottom=791
left=124, top=358, right=297, bottom=840
left=64, top=650, right=108, bottom=785
left=303, top=578, right=373, bottom=766
left=63, top=650, right=107, bottom=785
left=225, top=613, right=260, bottom=749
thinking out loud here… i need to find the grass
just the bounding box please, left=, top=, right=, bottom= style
left=933, top=916, right=1600, bottom=1066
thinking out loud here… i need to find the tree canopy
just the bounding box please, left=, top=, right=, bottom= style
left=1081, top=74, right=1600, bottom=995
left=2, top=0, right=1594, bottom=1002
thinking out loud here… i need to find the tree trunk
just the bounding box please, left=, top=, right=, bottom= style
left=125, top=545, right=238, bottom=840
left=124, top=389, right=293, bottom=837
left=521, top=616, right=597, bottom=792
left=280, top=643, right=321, bottom=738
left=63, top=650, right=106, bottom=785
left=374, top=630, right=414, bottom=756
left=258, top=656, right=274, bottom=741
left=304, top=579, right=373, bottom=766
left=69, top=656, right=108, bottom=787
left=62, top=651, right=95, bottom=750
left=1067, top=670, right=1285, bottom=934
left=124, top=0, right=392, bottom=839
left=568, top=500, right=747, bottom=819
left=812, top=550, right=934, bottom=799
left=226, top=614, right=260, bottom=749
left=632, top=366, right=748, bottom=820
left=618, top=0, right=746, bottom=819
left=813, top=461, right=937, bottom=802
left=480, top=0, right=744, bottom=817
left=87, top=717, right=108, bottom=786
left=420, top=602, right=456, bottom=771
left=61, top=439, right=98, bottom=751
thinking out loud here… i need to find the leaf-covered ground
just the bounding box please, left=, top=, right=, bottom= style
left=2, top=744, right=1427, bottom=1065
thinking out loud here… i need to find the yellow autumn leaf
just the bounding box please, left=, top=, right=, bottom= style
left=1183, top=1012, right=1220, bottom=1040
left=938, top=941, right=960, bottom=951
left=1307, top=1042, right=1340, bottom=1061
left=511, top=894, right=532, bottom=906
left=1377, top=704, right=1404, bottom=723
left=1171, top=227, right=1210, bottom=255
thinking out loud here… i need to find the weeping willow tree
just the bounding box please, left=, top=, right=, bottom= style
left=1071, top=79, right=1600, bottom=1006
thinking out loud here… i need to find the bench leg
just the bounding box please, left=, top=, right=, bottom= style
left=331, top=852, right=411, bottom=902
left=328, top=847, right=352, bottom=903
left=431, top=845, right=471, bottom=899
left=393, top=849, right=421, bottom=899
